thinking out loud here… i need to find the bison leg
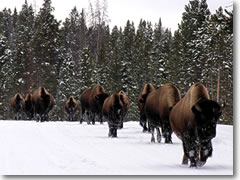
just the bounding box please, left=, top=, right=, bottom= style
left=182, top=154, right=189, bottom=165
left=197, top=141, right=213, bottom=167
left=108, top=128, right=113, bottom=137
left=108, top=127, right=117, bottom=137
left=162, top=119, right=173, bottom=144
left=150, top=126, right=155, bottom=143
left=182, top=134, right=199, bottom=167
left=92, top=113, right=95, bottom=125
left=99, top=113, right=104, bottom=124
left=182, top=139, right=189, bottom=165
left=86, top=112, right=91, bottom=124
left=156, top=128, right=162, bottom=143
left=112, top=128, right=117, bottom=137
left=140, top=113, right=148, bottom=132
left=80, top=107, right=85, bottom=124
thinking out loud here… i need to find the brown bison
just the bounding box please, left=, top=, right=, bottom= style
left=102, top=93, right=124, bottom=137
left=118, top=90, right=130, bottom=128
left=80, top=85, right=108, bottom=124
left=138, top=83, right=155, bottom=132
left=170, top=83, right=223, bottom=167
left=64, top=96, right=80, bottom=121
left=32, top=87, right=54, bottom=122
left=144, top=83, right=181, bottom=143
left=10, top=93, right=24, bottom=120
left=23, top=93, right=34, bottom=120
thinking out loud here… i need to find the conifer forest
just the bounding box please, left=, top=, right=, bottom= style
left=0, top=0, right=233, bottom=124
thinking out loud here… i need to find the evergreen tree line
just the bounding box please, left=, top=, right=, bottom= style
left=0, top=0, right=233, bottom=124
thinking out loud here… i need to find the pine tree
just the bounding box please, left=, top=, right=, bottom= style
left=14, top=1, right=35, bottom=94
left=121, top=20, right=138, bottom=120
left=108, top=26, right=123, bottom=92
left=32, top=0, right=60, bottom=95
left=177, top=0, right=211, bottom=92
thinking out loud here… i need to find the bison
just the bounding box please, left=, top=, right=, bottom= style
left=102, top=93, right=124, bottom=137
left=118, top=90, right=130, bottom=128
left=23, top=93, right=34, bottom=120
left=88, top=85, right=109, bottom=124
left=169, top=82, right=223, bottom=167
left=10, top=93, right=24, bottom=120
left=138, top=83, right=155, bottom=132
left=144, top=83, right=181, bottom=143
left=32, top=87, right=54, bottom=122
left=64, top=96, right=80, bottom=121
left=80, top=85, right=108, bottom=124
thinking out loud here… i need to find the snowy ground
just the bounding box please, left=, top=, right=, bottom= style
left=0, top=120, right=233, bottom=175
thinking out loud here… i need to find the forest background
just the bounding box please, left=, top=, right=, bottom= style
left=0, top=0, right=233, bottom=124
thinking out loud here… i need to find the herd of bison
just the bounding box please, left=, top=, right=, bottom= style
left=9, top=82, right=224, bottom=168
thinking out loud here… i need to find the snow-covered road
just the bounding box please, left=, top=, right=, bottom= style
left=0, top=120, right=233, bottom=175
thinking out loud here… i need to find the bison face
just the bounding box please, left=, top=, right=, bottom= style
left=41, top=94, right=50, bottom=110
left=192, top=99, right=222, bottom=141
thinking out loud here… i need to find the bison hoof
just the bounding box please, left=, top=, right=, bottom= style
left=197, top=160, right=206, bottom=167
left=165, top=139, right=172, bottom=144
left=182, top=159, right=188, bottom=165
left=190, top=161, right=197, bottom=168
left=151, top=138, right=155, bottom=143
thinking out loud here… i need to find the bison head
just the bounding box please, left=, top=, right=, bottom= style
left=192, top=99, right=222, bottom=140
left=95, top=93, right=109, bottom=111
left=16, top=94, right=23, bottom=109
left=40, top=88, right=50, bottom=110
left=192, top=99, right=222, bottom=166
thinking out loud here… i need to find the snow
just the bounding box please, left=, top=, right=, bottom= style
left=0, top=120, right=233, bottom=175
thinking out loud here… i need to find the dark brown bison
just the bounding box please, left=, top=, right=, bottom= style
left=118, top=90, right=130, bottom=128
left=144, top=83, right=181, bottom=143
left=23, top=93, right=34, bottom=120
left=64, top=96, right=80, bottom=121
left=138, top=83, right=155, bottom=132
left=10, top=93, right=24, bottom=120
left=102, top=93, right=124, bottom=137
left=88, top=85, right=109, bottom=124
left=32, top=87, right=54, bottom=122
left=170, top=83, right=223, bottom=167
left=80, top=85, right=108, bottom=124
